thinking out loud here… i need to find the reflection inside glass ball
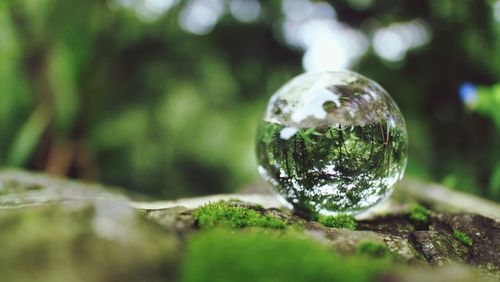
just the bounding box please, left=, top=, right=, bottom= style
left=256, top=71, right=408, bottom=215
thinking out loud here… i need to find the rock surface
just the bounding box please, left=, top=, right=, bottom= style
left=0, top=170, right=498, bottom=281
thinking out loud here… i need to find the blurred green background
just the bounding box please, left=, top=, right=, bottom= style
left=0, top=0, right=499, bottom=201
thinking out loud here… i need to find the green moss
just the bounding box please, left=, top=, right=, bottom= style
left=318, top=214, right=357, bottom=230
left=194, top=201, right=286, bottom=229
left=182, top=229, right=398, bottom=282
left=357, top=241, right=402, bottom=262
left=408, top=204, right=430, bottom=223
left=453, top=230, right=473, bottom=247
left=357, top=241, right=388, bottom=256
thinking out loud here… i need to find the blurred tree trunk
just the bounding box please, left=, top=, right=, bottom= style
left=7, top=2, right=96, bottom=179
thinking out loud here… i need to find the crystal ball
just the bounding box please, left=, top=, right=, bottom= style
left=256, top=71, right=408, bottom=215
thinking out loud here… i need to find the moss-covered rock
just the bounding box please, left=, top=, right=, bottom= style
left=409, top=230, right=469, bottom=266
left=0, top=203, right=179, bottom=282
left=0, top=170, right=499, bottom=281
left=432, top=213, right=500, bottom=269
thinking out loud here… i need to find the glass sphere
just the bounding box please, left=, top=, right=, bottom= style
left=256, top=71, right=408, bottom=215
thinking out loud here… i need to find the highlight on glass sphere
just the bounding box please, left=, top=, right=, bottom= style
left=256, top=71, right=408, bottom=216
